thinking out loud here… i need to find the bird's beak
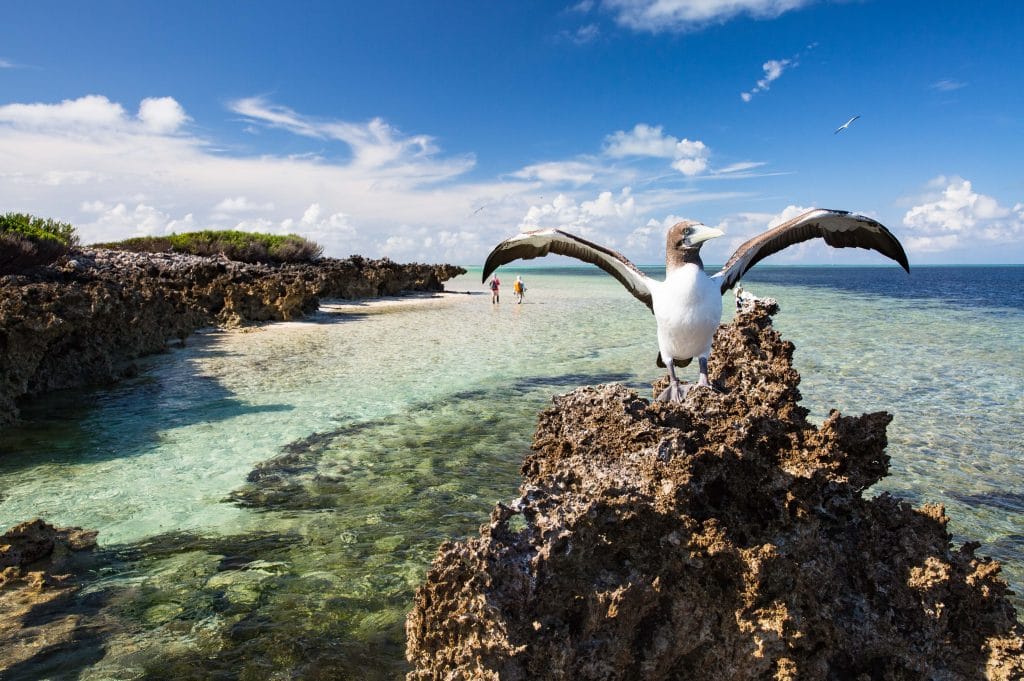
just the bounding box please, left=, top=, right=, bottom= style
left=685, top=225, right=724, bottom=246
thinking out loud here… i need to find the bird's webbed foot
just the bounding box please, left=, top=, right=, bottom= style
left=657, top=380, right=688, bottom=403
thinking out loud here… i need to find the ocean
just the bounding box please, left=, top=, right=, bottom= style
left=0, top=265, right=1021, bottom=679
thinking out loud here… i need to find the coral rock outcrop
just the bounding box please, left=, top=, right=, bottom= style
left=406, top=301, right=1024, bottom=680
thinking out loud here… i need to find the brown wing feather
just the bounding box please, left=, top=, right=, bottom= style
left=714, top=209, right=910, bottom=294
left=482, top=229, right=653, bottom=310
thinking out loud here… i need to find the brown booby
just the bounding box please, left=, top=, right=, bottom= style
left=482, top=208, right=910, bottom=402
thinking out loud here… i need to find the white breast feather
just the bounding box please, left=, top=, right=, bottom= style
left=651, top=266, right=722, bottom=363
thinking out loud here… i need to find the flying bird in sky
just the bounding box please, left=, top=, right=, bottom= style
left=834, top=115, right=860, bottom=134
left=482, top=208, right=909, bottom=402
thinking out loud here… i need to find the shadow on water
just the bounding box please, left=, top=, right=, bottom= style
left=0, top=548, right=119, bottom=681
left=230, top=370, right=635, bottom=512
left=0, top=346, right=292, bottom=475
left=946, top=489, right=1024, bottom=514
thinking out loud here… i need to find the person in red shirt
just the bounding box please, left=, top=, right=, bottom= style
left=489, top=275, right=501, bottom=304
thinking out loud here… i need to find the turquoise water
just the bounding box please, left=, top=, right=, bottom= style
left=0, top=266, right=1021, bottom=678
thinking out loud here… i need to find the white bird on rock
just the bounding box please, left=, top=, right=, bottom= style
left=482, top=208, right=910, bottom=402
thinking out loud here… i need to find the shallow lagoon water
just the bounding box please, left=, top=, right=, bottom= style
left=0, top=265, right=1021, bottom=678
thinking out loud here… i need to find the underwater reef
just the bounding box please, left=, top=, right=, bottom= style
left=0, top=248, right=464, bottom=427
left=406, top=300, right=1024, bottom=680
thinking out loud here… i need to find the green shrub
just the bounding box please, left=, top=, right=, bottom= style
left=0, top=212, right=78, bottom=274
left=93, top=230, right=323, bottom=264
left=0, top=212, right=79, bottom=246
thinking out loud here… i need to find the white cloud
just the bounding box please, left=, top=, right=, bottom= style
left=0, top=95, right=127, bottom=129
left=902, top=176, right=1023, bottom=252
left=0, top=58, right=16, bottom=69
left=604, top=124, right=709, bottom=176
left=741, top=58, right=792, bottom=101
left=602, top=0, right=814, bottom=32
left=0, top=94, right=192, bottom=135
left=214, top=196, right=276, bottom=212
left=558, top=23, right=601, bottom=44
left=513, top=161, right=598, bottom=185
left=624, top=214, right=686, bottom=252
left=0, top=93, right=779, bottom=264
left=714, top=161, right=766, bottom=174
left=230, top=96, right=470, bottom=178
left=138, top=97, right=189, bottom=133
left=82, top=202, right=193, bottom=242
left=519, top=188, right=638, bottom=245
left=930, top=79, right=967, bottom=92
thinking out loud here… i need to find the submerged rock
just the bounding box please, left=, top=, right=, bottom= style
left=406, top=301, right=1024, bottom=680
left=0, top=519, right=105, bottom=674
left=0, top=249, right=465, bottom=427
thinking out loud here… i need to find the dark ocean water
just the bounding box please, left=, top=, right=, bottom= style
left=738, top=265, right=1024, bottom=311
left=535, top=264, right=1024, bottom=312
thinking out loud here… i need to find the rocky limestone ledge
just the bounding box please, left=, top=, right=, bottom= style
left=1, top=519, right=102, bottom=673
left=406, top=301, right=1024, bottom=680
left=0, top=248, right=465, bottom=427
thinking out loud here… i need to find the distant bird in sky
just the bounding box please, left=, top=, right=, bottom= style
left=482, top=208, right=909, bottom=402
left=469, top=204, right=487, bottom=217
left=834, top=115, right=860, bottom=134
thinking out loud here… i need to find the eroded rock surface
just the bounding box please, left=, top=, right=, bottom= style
left=0, top=249, right=464, bottom=426
left=0, top=519, right=106, bottom=674
left=406, top=301, right=1024, bottom=680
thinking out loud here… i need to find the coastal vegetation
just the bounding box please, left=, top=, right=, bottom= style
left=0, top=212, right=79, bottom=275
left=93, top=230, right=324, bottom=264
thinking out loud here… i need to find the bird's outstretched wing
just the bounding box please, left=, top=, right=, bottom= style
left=482, top=229, right=654, bottom=310
left=712, top=209, right=910, bottom=294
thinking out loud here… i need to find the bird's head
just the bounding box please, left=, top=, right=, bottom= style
left=667, top=220, right=724, bottom=252
left=666, top=220, right=724, bottom=269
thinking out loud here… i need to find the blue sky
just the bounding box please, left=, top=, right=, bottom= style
left=2, top=1, right=1022, bottom=265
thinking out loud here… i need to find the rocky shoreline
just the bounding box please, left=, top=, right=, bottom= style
left=406, top=300, right=1024, bottom=680
left=0, top=248, right=464, bottom=428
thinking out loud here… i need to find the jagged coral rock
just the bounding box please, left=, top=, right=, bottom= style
left=406, top=301, right=1024, bottom=680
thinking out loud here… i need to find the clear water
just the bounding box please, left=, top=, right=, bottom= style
left=0, top=266, right=1021, bottom=679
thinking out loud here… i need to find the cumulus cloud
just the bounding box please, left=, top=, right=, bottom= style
left=602, top=0, right=814, bottom=32
left=138, top=97, right=189, bottom=133
left=519, top=189, right=638, bottom=245
left=902, top=176, right=1024, bottom=252
left=604, top=124, right=709, bottom=176
left=624, top=214, right=686, bottom=251
left=214, top=196, right=276, bottom=212
left=0, top=95, right=128, bottom=129
left=80, top=202, right=196, bottom=243
left=0, top=94, right=192, bottom=134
